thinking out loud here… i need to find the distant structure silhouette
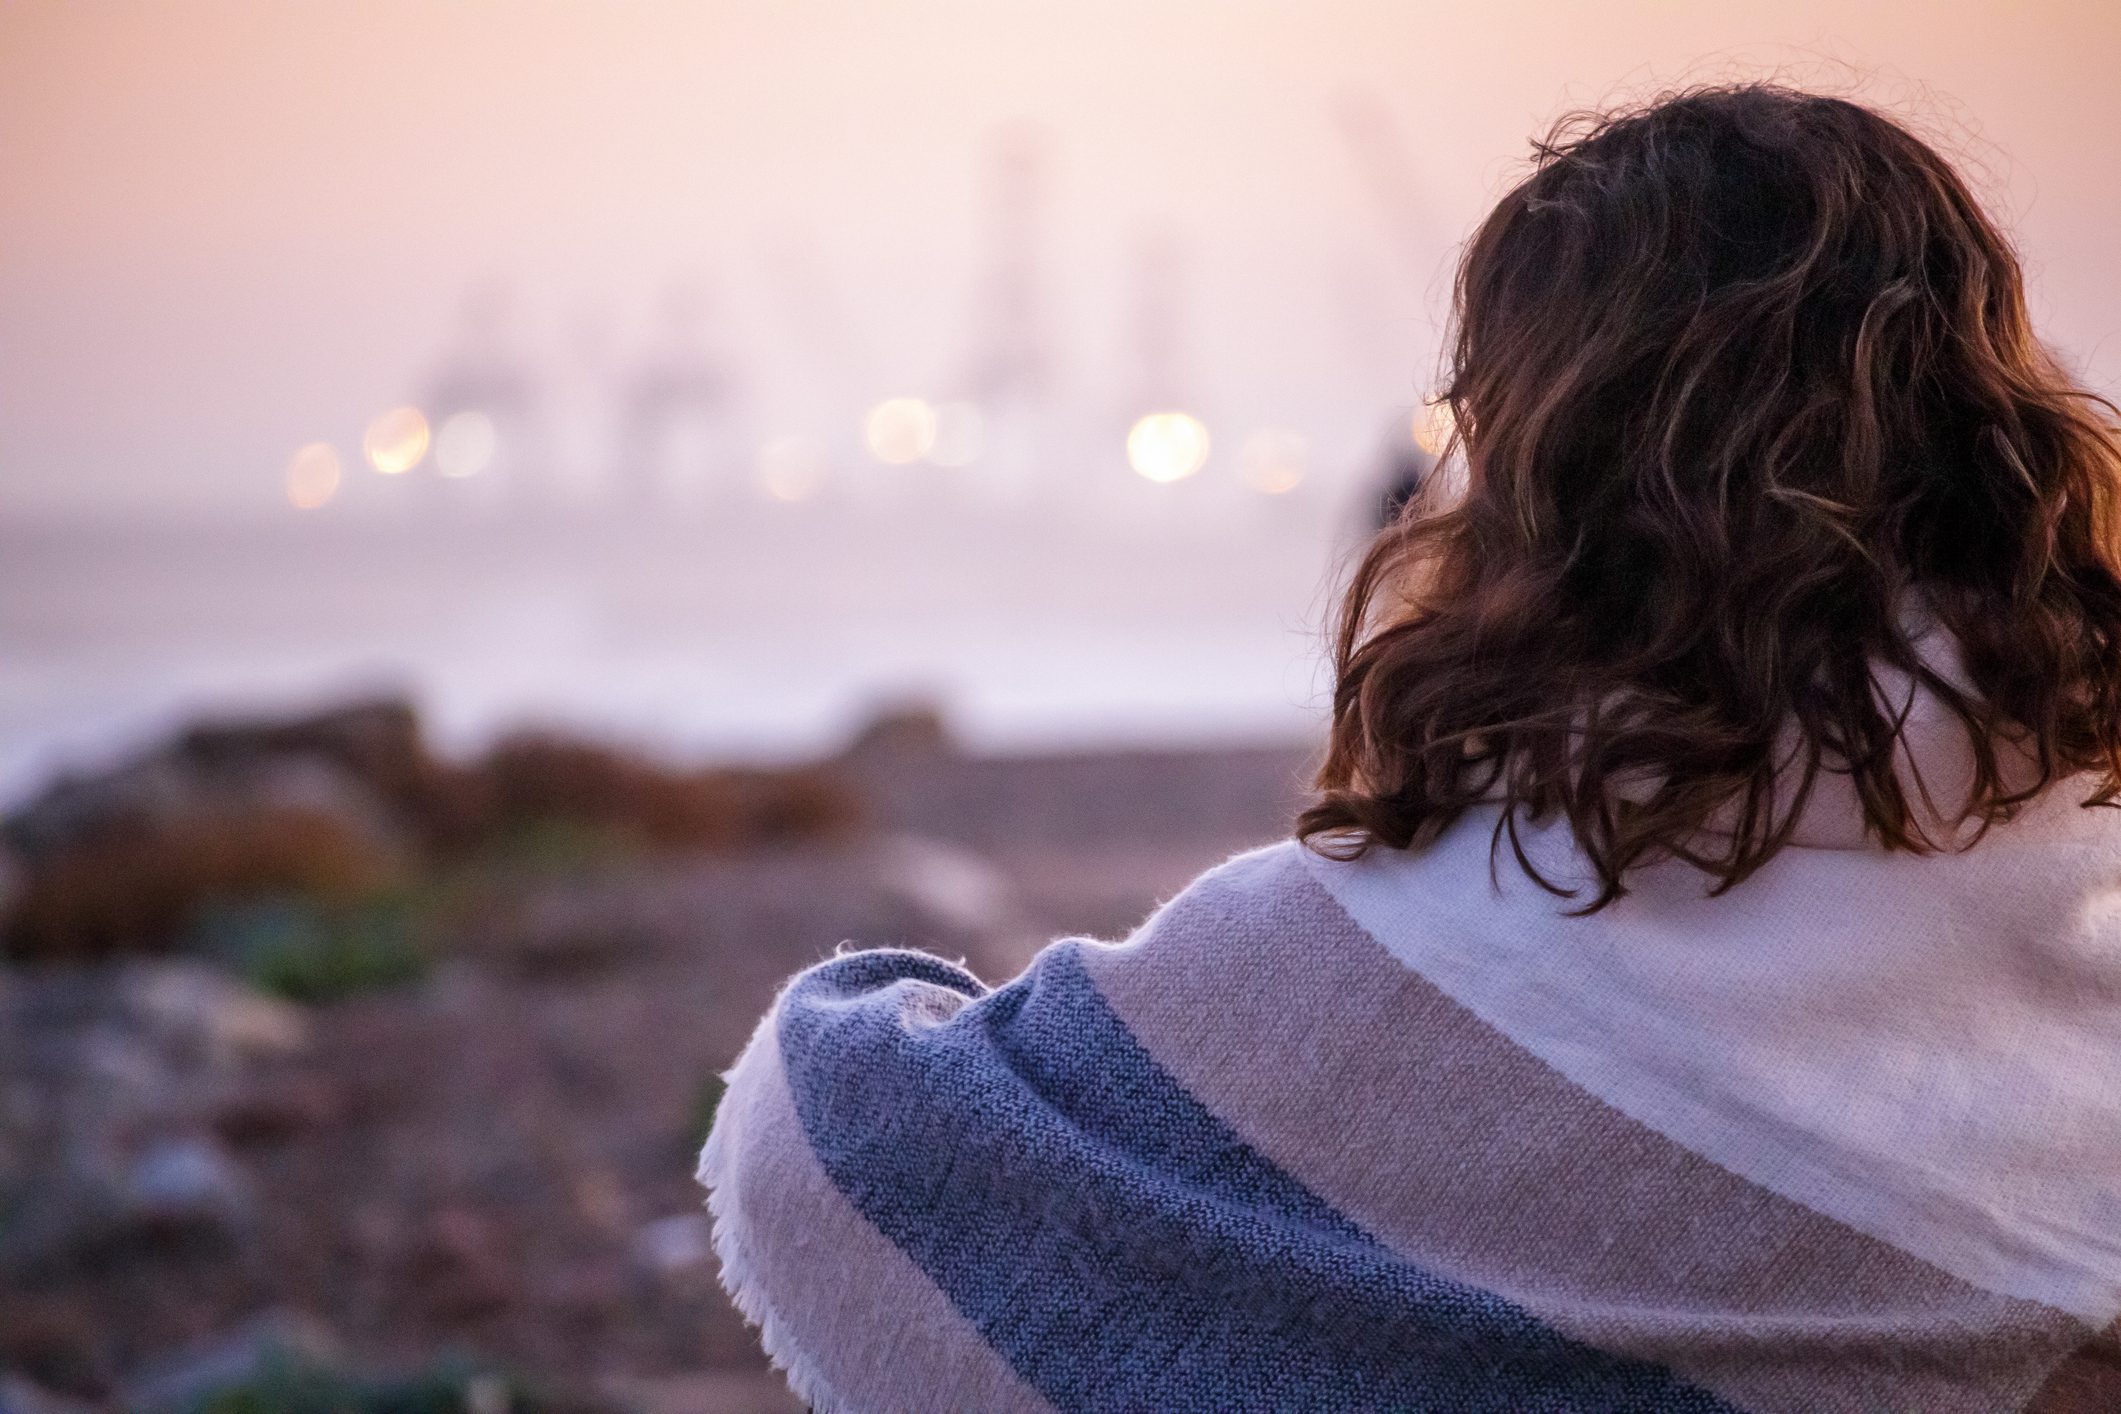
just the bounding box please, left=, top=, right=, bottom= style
left=957, top=127, right=1054, bottom=495
left=1337, top=95, right=1455, bottom=532
left=1334, top=93, right=1442, bottom=288
left=615, top=285, right=740, bottom=509
left=1119, top=226, right=1189, bottom=423
left=419, top=283, right=540, bottom=505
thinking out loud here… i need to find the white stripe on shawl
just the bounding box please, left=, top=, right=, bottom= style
left=1303, top=790, right=2121, bottom=1326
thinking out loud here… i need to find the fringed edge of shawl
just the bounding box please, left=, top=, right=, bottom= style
left=697, top=1064, right=855, bottom=1414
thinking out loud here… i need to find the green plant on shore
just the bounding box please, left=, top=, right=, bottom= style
left=196, top=893, right=431, bottom=1004
left=0, top=806, right=397, bottom=965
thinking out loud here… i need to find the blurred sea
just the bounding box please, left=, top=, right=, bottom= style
left=0, top=499, right=1350, bottom=804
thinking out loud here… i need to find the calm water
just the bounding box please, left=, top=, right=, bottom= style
left=0, top=497, right=1353, bottom=802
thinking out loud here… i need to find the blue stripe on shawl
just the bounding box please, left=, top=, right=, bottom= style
left=776, top=943, right=1740, bottom=1413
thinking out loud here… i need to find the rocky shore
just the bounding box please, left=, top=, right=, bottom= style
left=0, top=701, right=1313, bottom=1411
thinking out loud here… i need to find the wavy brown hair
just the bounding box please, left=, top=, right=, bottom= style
left=1300, top=83, right=2121, bottom=908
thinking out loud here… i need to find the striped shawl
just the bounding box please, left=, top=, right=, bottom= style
left=699, top=789, right=2121, bottom=1412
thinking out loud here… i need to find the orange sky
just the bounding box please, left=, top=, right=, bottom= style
left=3, top=0, right=2117, bottom=515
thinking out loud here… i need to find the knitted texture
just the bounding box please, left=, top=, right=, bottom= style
left=701, top=803, right=2121, bottom=1413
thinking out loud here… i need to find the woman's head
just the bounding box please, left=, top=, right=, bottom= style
left=1302, top=83, right=2121, bottom=907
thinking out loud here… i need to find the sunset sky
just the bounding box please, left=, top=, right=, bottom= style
left=3, top=0, right=2117, bottom=516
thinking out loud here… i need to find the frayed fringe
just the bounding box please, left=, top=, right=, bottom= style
left=699, top=1104, right=856, bottom=1414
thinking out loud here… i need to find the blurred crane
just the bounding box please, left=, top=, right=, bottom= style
left=1333, top=92, right=1449, bottom=291
left=1333, top=93, right=1451, bottom=527
left=955, top=125, right=1056, bottom=495
left=613, top=283, right=742, bottom=510
left=419, top=282, right=541, bottom=506
left=1120, top=225, right=1189, bottom=420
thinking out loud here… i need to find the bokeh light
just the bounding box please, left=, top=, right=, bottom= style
left=1412, top=400, right=1457, bottom=456
left=1127, top=412, right=1211, bottom=484
left=864, top=398, right=937, bottom=465
left=757, top=436, right=827, bottom=502
left=434, top=410, right=497, bottom=478
left=283, top=443, right=342, bottom=510
left=928, top=402, right=985, bottom=468
left=1239, top=429, right=1307, bottom=495
left=363, top=406, right=431, bottom=475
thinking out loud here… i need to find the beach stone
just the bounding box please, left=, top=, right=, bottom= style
left=632, top=1212, right=712, bottom=1275
left=125, top=1135, right=253, bottom=1233
left=121, top=962, right=309, bottom=1064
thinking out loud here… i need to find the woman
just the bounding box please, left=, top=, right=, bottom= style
left=701, top=85, right=2121, bottom=1411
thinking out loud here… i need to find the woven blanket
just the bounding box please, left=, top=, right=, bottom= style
left=700, top=799, right=2121, bottom=1412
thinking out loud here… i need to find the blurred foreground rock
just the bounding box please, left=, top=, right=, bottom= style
left=0, top=698, right=1312, bottom=1405
left=0, top=962, right=306, bottom=1282
left=1, top=698, right=865, bottom=964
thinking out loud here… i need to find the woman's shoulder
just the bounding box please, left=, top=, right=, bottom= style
left=1102, top=837, right=1336, bottom=954
left=1069, top=836, right=1401, bottom=1030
